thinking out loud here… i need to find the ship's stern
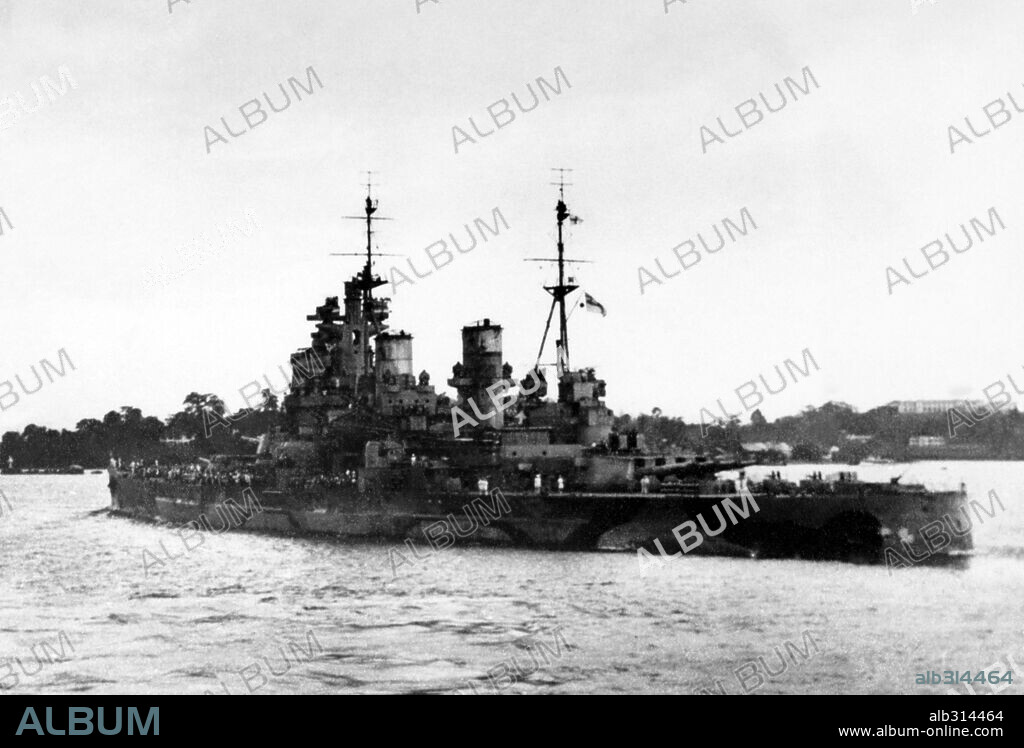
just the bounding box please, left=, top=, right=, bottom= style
left=879, top=487, right=974, bottom=567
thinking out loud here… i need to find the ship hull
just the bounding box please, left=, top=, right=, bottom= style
left=108, top=470, right=973, bottom=564
left=619, top=487, right=973, bottom=564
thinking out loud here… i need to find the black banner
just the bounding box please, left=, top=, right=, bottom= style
left=0, top=696, right=1016, bottom=739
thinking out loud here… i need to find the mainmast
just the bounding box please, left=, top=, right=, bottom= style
left=552, top=174, right=577, bottom=373
left=524, top=172, right=611, bottom=444
left=531, top=169, right=585, bottom=377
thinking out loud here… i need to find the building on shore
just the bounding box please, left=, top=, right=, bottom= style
left=887, top=400, right=986, bottom=415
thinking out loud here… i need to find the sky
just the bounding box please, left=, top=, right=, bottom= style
left=1, top=0, right=1023, bottom=434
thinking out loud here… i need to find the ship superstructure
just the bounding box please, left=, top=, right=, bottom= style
left=274, top=177, right=624, bottom=489
left=108, top=178, right=973, bottom=564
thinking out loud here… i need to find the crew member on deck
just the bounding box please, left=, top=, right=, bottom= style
left=534, top=473, right=543, bottom=495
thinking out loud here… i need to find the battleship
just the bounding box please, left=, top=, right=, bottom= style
left=108, top=179, right=973, bottom=565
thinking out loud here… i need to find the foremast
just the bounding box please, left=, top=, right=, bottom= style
left=284, top=182, right=441, bottom=445
left=348, top=185, right=392, bottom=387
